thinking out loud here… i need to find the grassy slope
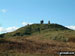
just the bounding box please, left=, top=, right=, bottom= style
left=0, top=24, right=69, bottom=37
left=0, top=24, right=75, bottom=56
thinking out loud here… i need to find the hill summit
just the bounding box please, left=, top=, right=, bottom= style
left=0, top=20, right=70, bottom=38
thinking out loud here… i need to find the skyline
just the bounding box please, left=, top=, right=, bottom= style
left=0, top=0, right=75, bottom=33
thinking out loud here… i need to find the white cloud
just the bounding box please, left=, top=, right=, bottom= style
left=66, top=26, right=75, bottom=30
left=0, top=27, right=5, bottom=32
left=0, top=26, right=19, bottom=34
left=22, top=22, right=33, bottom=26
left=6, top=26, right=19, bottom=32
left=0, top=9, right=7, bottom=13
left=0, top=22, right=33, bottom=34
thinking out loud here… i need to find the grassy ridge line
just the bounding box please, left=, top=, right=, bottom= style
left=0, top=24, right=70, bottom=38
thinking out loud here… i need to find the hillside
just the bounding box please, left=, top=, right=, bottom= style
left=0, top=24, right=75, bottom=56
left=0, top=24, right=70, bottom=38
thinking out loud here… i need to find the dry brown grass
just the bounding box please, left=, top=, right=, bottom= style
left=0, top=36, right=75, bottom=55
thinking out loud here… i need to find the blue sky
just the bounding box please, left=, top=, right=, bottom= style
left=0, top=0, right=75, bottom=33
